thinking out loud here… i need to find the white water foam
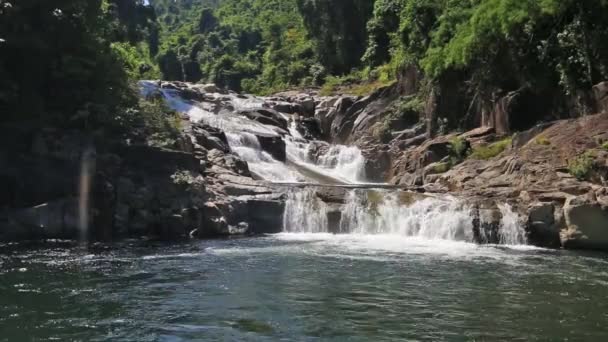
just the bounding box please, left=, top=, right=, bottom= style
left=282, top=188, right=329, bottom=233
left=498, top=203, right=528, bottom=245
left=225, top=132, right=300, bottom=182
left=282, top=189, right=529, bottom=246
left=140, top=81, right=368, bottom=184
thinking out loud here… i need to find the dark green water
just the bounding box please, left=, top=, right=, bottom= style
left=1, top=234, right=608, bottom=341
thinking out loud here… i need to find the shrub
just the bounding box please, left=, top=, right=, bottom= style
left=130, top=98, right=183, bottom=147
left=471, top=137, right=513, bottom=160
left=449, top=137, right=470, bottom=162
left=568, top=152, right=595, bottom=181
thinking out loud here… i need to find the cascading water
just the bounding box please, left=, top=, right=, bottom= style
left=225, top=132, right=299, bottom=182
left=283, top=189, right=529, bottom=245
left=498, top=203, right=528, bottom=245
left=282, top=188, right=329, bottom=233
left=138, top=81, right=528, bottom=246
left=139, top=80, right=367, bottom=184
left=286, top=189, right=475, bottom=241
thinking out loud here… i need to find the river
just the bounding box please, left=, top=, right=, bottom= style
left=2, top=236, right=608, bottom=341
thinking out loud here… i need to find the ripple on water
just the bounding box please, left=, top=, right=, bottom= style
left=2, top=236, right=608, bottom=341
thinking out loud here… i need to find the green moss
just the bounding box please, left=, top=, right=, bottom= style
left=536, top=136, right=551, bottom=146
left=471, top=137, right=513, bottom=160
left=568, top=151, right=596, bottom=181
left=432, top=162, right=452, bottom=174
left=602, top=142, right=608, bottom=151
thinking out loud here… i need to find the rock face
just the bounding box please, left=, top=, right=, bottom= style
left=562, top=195, right=608, bottom=251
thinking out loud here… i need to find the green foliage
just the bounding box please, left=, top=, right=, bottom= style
left=0, top=0, right=160, bottom=129
left=471, top=137, right=513, bottom=160
left=371, top=95, right=422, bottom=142
left=602, top=142, right=608, bottom=151
left=296, top=0, right=375, bottom=74
left=131, top=97, right=183, bottom=147
left=567, top=151, right=596, bottom=181
left=449, top=137, right=470, bottom=163
left=153, top=0, right=318, bottom=93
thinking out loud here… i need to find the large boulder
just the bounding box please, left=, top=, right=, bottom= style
left=593, top=81, right=608, bottom=113
left=562, top=195, right=608, bottom=251
left=526, top=202, right=562, bottom=248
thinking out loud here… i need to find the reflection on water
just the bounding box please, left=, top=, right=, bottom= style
left=1, top=235, right=608, bottom=341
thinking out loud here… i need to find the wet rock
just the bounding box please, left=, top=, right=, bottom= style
left=1, top=198, right=80, bottom=241
left=562, top=195, right=608, bottom=251
left=472, top=204, right=502, bottom=244
left=240, top=109, right=288, bottom=130
left=363, top=149, right=391, bottom=182
left=256, top=135, right=286, bottom=162
left=201, top=83, right=220, bottom=93
left=526, top=202, right=561, bottom=248
left=298, top=97, right=316, bottom=117
left=296, top=117, right=323, bottom=140
left=245, top=199, right=285, bottom=234
left=273, top=102, right=301, bottom=114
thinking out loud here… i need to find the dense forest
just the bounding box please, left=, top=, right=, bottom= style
left=2, top=0, right=608, bottom=132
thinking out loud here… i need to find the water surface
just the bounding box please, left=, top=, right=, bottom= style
left=1, top=235, right=608, bottom=341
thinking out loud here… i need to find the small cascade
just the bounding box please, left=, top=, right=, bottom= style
left=282, top=188, right=329, bottom=233
left=338, top=190, right=474, bottom=241
left=318, top=146, right=366, bottom=183
left=139, top=80, right=368, bottom=184
left=225, top=132, right=300, bottom=182
left=282, top=189, right=529, bottom=246
left=497, top=203, right=528, bottom=245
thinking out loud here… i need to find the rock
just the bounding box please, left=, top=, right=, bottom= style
left=296, top=117, right=323, bottom=140
left=192, top=124, right=230, bottom=153
left=256, top=135, right=286, bottom=162
left=527, top=202, right=561, bottom=248
left=363, top=149, right=391, bottom=182
left=202, top=83, right=220, bottom=93
left=298, top=97, right=316, bottom=117
left=245, top=199, right=285, bottom=234
left=2, top=198, right=79, bottom=241
left=473, top=205, right=502, bottom=244
left=397, top=134, right=427, bottom=149
left=459, top=126, right=495, bottom=140
left=511, top=122, right=554, bottom=148
left=315, top=187, right=349, bottom=204
left=273, top=102, right=301, bottom=114
left=240, top=109, right=288, bottom=130
left=562, top=195, right=608, bottom=251
left=593, top=81, right=608, bottom=113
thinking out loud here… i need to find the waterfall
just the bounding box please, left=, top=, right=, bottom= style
left=339, top=190, right=474, bottom=241
left=282, top=188, right=329, bottom=233
left=139, top=81, right=367, bottom=184
left=497, top=203, right=528, bottom=245
left=318, top=146, right=366, bottom=183
left=138, top=81, right=529, bottom=246
left=225, top=132, right=299, bottom=182
left=282, top=189, right=528, bottom=245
